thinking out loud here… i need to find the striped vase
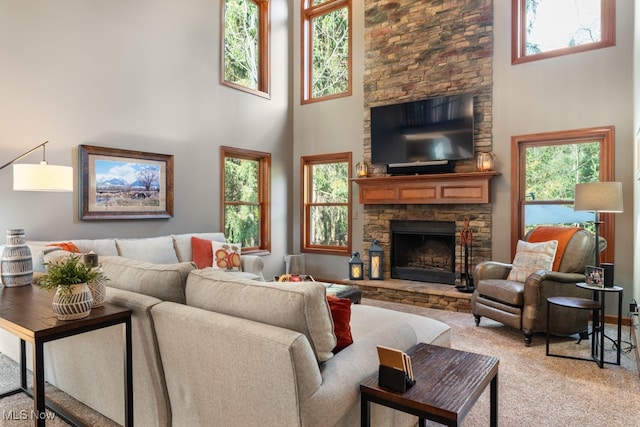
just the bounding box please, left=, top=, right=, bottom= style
left=0, top=229, right=33, bottom=287
left=52, top=283, right=94, bottom=320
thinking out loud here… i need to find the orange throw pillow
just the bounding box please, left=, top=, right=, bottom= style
left=191, top=236, right=214, bottom=269
left=47, top=242, right=80, bottom=253
left=327, top=295, right=353, bottom=352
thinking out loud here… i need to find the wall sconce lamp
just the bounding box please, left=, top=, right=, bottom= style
left=368, top=239, right=384, bottom=280
left=574, top=181, right=623, bottom=267
left=0, top=141, right=73, bottom=192
left=348, top=251, right=364, bottom=280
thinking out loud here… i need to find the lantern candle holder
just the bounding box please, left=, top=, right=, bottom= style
left=348, top=252, right=364, bottom=280
left=368, top=240, right=384, bottom=280
left=476, top=152, right=495, bottom=172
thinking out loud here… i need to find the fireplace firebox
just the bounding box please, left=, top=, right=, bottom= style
left=390, top=220, right=456, bottom=284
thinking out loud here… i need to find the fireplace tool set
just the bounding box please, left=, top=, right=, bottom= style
left=457, top=216, right=475, bottom=293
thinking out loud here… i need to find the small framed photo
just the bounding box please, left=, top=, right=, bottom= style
left=585, top=265, right=604, bottom=288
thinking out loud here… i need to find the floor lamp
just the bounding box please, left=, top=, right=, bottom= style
left=0, top=141, right=73, bottom=192
left=574, top=182, right=624, bottom=267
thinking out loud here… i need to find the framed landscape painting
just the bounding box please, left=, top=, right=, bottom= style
left=79, top=145, right=174, bottom=220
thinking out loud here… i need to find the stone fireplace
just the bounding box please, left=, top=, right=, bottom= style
left=391, top=220, right=456, bottom=284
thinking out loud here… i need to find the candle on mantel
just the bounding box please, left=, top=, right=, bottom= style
left=476, top=152, right=495, bottom=172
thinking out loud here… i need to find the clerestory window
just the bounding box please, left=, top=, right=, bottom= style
left=301, top=0, right=352, bottom=103
left=512, top=0, right=615, bottom=64
left=222, top=0, right=270, bottom=97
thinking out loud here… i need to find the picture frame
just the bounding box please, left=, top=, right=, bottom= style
left=585, top=265, right=604, bottom=288
left=79, top=145, right=174, bottom=220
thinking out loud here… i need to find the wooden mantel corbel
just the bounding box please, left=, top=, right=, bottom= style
left=350, top=171, right=500, bottom=205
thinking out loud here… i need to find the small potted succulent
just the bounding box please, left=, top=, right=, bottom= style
left=39, top=255, right=103, bottom=320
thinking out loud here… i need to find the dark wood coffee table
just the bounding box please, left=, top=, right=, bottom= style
left=0, top=285, right=133, bottom=426
left=360, top=343, right=499, bottom=427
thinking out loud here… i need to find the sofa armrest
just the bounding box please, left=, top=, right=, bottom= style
left=473, top=261, right=512, bottom=282
left=240, top=255, right=265, bottom=280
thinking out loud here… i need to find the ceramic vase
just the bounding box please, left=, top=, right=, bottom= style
left=52, top=283, right=94, bottom=320
left=0, top=229, right=33, bottom=287
left=87, top=269, right=107, bottom=308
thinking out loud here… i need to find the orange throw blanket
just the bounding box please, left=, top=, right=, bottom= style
left=527, top=226, right=581, bottom=271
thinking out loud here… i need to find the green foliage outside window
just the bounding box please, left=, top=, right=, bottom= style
left=224, top=0, right=260, bottom=91
left=310, top=162, right=348, bottom=247
left=224, top=157, right=260, bottom=247
left=311, top=7, right=349, bottom=98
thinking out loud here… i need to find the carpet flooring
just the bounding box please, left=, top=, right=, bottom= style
left=0, top=298, right=638, bottom=426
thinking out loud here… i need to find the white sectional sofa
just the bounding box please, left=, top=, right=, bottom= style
left=0, top=234, right=451, bottom=426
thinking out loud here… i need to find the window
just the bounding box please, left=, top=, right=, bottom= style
left=511, top=127, right=615, bottom=262
left=222, top=0, right=270, bottom=97
left=221, top=146, right=271, bottom=253
left=301, top=152, right=352, bottom=255
left=301, top=0, right=352, bottom=103
left=512, top=0, right=615, bottom=64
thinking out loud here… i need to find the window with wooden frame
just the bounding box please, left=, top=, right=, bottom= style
left=301, top=152, right=352, bottom=255
left=511, top=126, right=615, bottom=262
left=512, top=0, right=615, bottom=64
left=301, top=0, right=352, bottom=104
left=221, top=146, right=271, bottom=253
left=222, top=0, right=270, bottom=97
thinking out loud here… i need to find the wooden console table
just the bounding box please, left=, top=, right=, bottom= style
left=351, top=171, right=499, bottom=205
left=0, top=285, right=133, bottom=426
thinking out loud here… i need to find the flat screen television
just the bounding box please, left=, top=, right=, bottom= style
left=370, top=93, right=474, bottom=174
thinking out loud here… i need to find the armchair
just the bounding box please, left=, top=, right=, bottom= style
left=471, top=227, right=604, bottom=346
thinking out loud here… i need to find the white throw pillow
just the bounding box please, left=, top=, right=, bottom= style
left=506, top=239, right=558, bottom=282
left=211, top=241, right=242, bottom=272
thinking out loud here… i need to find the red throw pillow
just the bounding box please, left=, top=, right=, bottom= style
left=327, top=295, right=353, bottom=352
left=191, top=236, right=214, bottom=269
left=47, top=242, right=80, bottom=253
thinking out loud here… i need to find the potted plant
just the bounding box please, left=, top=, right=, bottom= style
left=39, top=255, right=103, bottom=320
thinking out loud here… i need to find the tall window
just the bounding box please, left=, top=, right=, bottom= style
left=301, top=0, right=352, bottom=103
left=221, top=147, right=271, bottom=253
left=511, top=127, right=615, bottom=261
left=301, top=152, right=352, bottom=255
left=512, top=0, right=615, bottom=64
left=222, top=0, right=270, bottom=97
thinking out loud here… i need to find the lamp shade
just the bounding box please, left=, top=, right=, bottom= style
left=13, top=163, right=73, bottom=192
left=574, top=182, right=623, bottom=213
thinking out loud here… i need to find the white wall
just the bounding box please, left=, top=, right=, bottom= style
left=0, top=0, right=293, bottom=280
left=493, top=0, right=636, bottom=310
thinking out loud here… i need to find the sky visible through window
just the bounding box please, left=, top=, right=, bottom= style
left=526, top=0, right=601, bottom=54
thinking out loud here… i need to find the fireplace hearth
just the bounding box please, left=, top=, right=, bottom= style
left=390, top=220, right=456, bottom=284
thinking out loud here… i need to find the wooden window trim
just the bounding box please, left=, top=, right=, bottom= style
left=300, top=152, right=352, bottom=255
left=510, top=126, right=615, bottom=262
left=221, top=146, right=271, bottom=254
left=301, top=0, right=352, bottom=104
left=221, top=0, right=271, bottom=98
left=511, top=0, right=616, bottom=65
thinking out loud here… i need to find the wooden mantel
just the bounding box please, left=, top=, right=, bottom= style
left=351, top=171, right=499, bottom=205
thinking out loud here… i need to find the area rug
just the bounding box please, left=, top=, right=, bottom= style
left=364, top=298, right=640, bottom=427
left=1, top=299, right=638, bottom=426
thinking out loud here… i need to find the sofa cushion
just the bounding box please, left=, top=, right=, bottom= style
left=115, top=236, right=179, bottom=264
left=47, top=242, right=80, bottom=253
left=327, top=295, right=353, bottom=352
left=185, top=269, right=337, bottom=362
left=172, top=233, right=226, bottom=263
left=211, top=241, right=242, bottom=272
left=506, top=239, right=558, bottom=282
left=100, top=256, right=195, bottom=303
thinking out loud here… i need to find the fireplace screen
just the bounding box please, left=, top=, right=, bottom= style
left=390, top=220, right=456, bottom=284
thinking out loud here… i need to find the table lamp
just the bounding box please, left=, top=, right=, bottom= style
left=574, top=181, right=623, bottom=267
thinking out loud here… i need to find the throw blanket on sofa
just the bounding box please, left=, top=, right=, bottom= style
left=528, top=226, right=581, bottom=271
